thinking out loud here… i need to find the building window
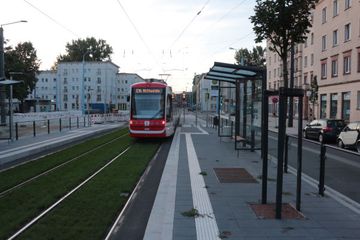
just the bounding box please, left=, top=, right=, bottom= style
left=330, top=93, right=338, bottom=119
left=322, top=7, right=327, bottom=24
left=322, top=35, right=327, bottom=51
left=344, top=55, right=351, bottom=74
left=97, top=77, right=101, bottom=84
left=331, top=59, right=338, bottom=77
left=311, top=33, right=314, bottom=45
left=345, top=0, right=351, bottom=10
left=321, top=62, right=327, bottom=79
left=345, top=23, right=351, bottom=42
left=357, top=91, right=360, bottom=109
left=333, top=0, right=339, bottom=16
left=332, top=30, right=338, bottom=46
left=311, top=54, right=314, bottom=66
left=320, top=94, right=327, bottom=118
left=342, top=92, right=351, bottom=121
left=358, top=52, right=360, bottom=72
left=304, top=56, right=308, bottom=68
left=97, top=95, right=101, bottom=102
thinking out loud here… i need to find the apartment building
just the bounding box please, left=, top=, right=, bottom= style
left=193, top=73, right=219, bottom=112
left=267, top=0, right=360, bottom=122
left=117, top=73, right=144, bottom=110
left=30, top=61, right=144, bottom=113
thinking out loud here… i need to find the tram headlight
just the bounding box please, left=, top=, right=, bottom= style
left=161, top=120, right=166, bottom=125
left=129, top=120, right=133, bottom=125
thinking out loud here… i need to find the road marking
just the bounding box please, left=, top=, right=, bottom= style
left=268, top=135, right=360, bottom=169
left=185, top=133, right=219, bottom=240
left=143, top=128, right=181, bottom=240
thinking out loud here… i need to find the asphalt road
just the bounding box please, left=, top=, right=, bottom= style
left=268, top=131, right=360, bottom=203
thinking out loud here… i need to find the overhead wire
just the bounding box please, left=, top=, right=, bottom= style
left=170, top=0, right=211, bottom=49
left=23, top=0, right=79, bottom=37
left=115, top=0, right=165, bottom=74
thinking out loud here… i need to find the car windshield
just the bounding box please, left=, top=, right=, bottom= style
left=327, top=120, right=345, bottom=128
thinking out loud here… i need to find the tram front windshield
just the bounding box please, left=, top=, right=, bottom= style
left=131, top=88, right=165, bottom=119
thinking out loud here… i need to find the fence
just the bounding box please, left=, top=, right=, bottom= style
left=0, top=112, right=129, bottom=141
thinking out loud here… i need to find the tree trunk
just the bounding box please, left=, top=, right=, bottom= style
left=288, top=44, right=295, bottom=127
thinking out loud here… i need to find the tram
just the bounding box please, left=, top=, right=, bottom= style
left=129, top=80, right=178, bottom=138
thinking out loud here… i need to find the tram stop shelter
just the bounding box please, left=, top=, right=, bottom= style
left=205, top=61, right=306, bottom=220
left=204, top=62, right=266, bottom=152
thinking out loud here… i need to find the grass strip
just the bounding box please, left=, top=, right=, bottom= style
left=0, top=127, right=128, bottom=193
left=0, top=135, right=133, bottom=240
left=17, top=142, right=160, bottom=240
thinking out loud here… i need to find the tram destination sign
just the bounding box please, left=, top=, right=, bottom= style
left=135, top=88, right=161, bottom=94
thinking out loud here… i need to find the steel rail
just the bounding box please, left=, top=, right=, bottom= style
left=7, top=145, right=132, bottom=240
left=0, top=133, right=128, bottom=198
left=104, top=144, right=163, bottom=240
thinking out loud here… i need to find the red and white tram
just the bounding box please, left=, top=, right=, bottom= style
left=129, top=80, right=178, bottom=138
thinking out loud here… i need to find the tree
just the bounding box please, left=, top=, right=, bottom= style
left=5, top=42, right=40, bottom=111
left=250, top=0, right=317, bottom=88
left=57, top=37, right=113, bottom=63
left=234, top=46, right=266, bottom=67
left=250, top=0, right=318, bottom=215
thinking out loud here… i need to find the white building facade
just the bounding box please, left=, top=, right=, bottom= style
left=31, top=61, right=144, bottom=113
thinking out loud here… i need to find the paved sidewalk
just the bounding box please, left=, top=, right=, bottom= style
left=145, top=113, right=360, bottom=239
left=0, top=122, right=126, bottom=169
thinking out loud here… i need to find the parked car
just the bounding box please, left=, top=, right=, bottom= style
left=303, top=119, right=346, bottom=143
left=337, top=121, right=360, bottom=152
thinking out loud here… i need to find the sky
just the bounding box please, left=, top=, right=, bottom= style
left=1, top=0, right=262, bottom=92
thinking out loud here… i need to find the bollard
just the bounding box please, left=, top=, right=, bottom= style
left=319, top=144, right=326, bottom=196
left=48, top=119, right=50, bottom=134
left=251, top=129, right=255, bottom=152
left=59, top=118, right=62, bottom=132
left=284, top=135, right=289, bottom=173
left=15, top=123, right=18, bottom=140
left=77, top=117, right=79, bottom=128
left=69, top=118, right=71, bottom=130
left=33, top=121, right=36, bottom=137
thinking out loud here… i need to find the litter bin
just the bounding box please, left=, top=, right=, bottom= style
left=213, top=116, right=219, bottom=128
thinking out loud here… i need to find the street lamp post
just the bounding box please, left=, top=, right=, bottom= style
left=87, top=87, right=93, bottom=126
left=82, top=50, right=92, bottom=115
left=229, top=47, right=244, bottom=65
left=0, top=20, right=27, bottom=125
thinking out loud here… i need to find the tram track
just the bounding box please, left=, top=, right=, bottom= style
left=7, top=145, right=133, bottom=240
left=11, top=141, right=160, bottom=240
left=0, top=128, right=128, bottom=194
left=0, top=130, right=135, bottom=239
left=0, top=132, right=128, bottom=198
left=0, top=131, right=162, bottom=240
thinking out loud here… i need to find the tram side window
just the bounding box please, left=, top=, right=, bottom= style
left=166, top=94, right=172, bottom=121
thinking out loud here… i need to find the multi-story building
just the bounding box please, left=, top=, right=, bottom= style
left=193, top=73, right=219, bottom=112
left=30, top=61, right=144, bottom=113
left=117, top=73, right=144, bottom=111
left=267, top=0, right=360, bottom=122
